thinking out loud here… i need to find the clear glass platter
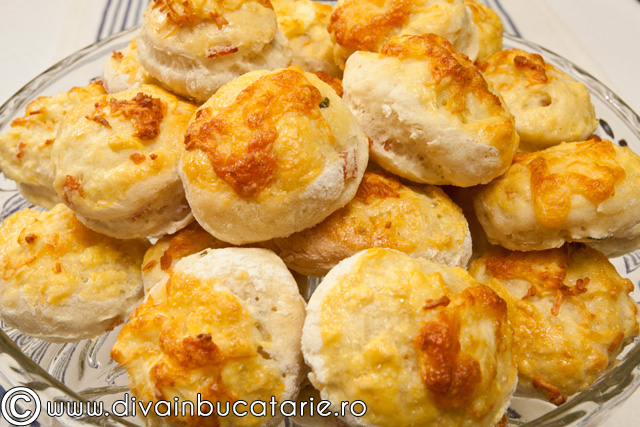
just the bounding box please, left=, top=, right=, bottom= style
left=1, top=27, right=640, bottom=427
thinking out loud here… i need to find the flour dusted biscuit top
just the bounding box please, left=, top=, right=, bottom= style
left=52, top=84, right=196, bottom=239
left=343, top=34, right=518, bottom=187
left=181, top=67, right=368, bottom=245
left=0, top=82, right=106, bottom=208
left=302, top=248, right=517, bottom=427
left=102, top=37, right=159, bottom=93
left=473, top=138, right=640, bottom=251
left=0, top=204, right=149, bottom=343
left=137, top=0, right=291, bottom=103
left=469, top=244, right=639, bottom=404
left=273, top=0, right=340, bottom=77
left=273, top=171, right=471, bottom=276
left=478, top=49, right=598, bottom=152
left=141, top=222, right=231, bottom=293
left=464, top=0, right=502, bottom=61
left=111, top=248, right=306, bottom=427
left=328, top=0, right=479, bottom=70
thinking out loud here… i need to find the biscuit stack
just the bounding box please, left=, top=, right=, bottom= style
left=1, top=1, right=639, bottom=426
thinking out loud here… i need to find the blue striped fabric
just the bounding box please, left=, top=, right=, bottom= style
left=96, top=0, right=149, bottom=41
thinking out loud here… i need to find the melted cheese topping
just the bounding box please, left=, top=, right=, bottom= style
left=0, top=82, right=106, bottom=194
left=314, top=249, right=515, bottom=427
left=183, top=67, right=343, bottom=201
left=52, top=84, right=196, bottom=208
left=0, top=204, right=148, bottom=308
left=328, top=0, right=478, bottom=68
left=111, top=269, right=285, bottom=427
left=469, top=244, right=639, bottom=401
left=478, top=49, right=598, bottom=151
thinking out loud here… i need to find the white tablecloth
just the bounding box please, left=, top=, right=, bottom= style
left=0, top=0, right=639, bottom=425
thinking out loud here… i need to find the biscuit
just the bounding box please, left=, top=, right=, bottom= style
left=478, top=49, right=598, bottom=152
left=273, top=0, right=340, bottom=77
left=52, top=84, right=196, bottom=239
left=302, top=248, right=517, bottom=427
left=469, top=244, right=640, bottom=404
left=473, top=138, right=640, bottom=251
left=137, top=0, right=292, bottom=103
left=464, top=0, right=502, bottom=61
left=111, top=248, right=306, bottom=427
left=0, top=204, right=149, bottom=343
left=102, top=37, right=159, bottom=93
left=272, top=171, right=471, bottom=276
left=180, top=67, right=368, bottom=245
left=0, top=82, right=106, bottom=208
left=343, top=34, right=519, bottom=187
left=141, top=222, right=231, bottom=293
left=328, top=0, right=479, bottom=70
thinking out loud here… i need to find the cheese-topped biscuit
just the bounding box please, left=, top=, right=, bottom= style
left=0, top=204, right=149, bottom=342
left=273, top=171, right=471, bottom=276
left=273, top=0, right=340, bottom=77
left=469, top=244, right=639, bottom=404
left=137, top=0, right=292, bottom=103
left=478, top=49, right=598, bottom=152
left=102, top=37, right=159, bottom=93
left=343, top=34, right=518, bottom=187
left=303, top=248, right=517, bottom=427
left=141, top=222, right=231, bottom=293
left=112, top=248, right=306, bottom=427
left=181, top=67, right=368, bottom=245
left=328, top=0, right=479, bottom=70
left=464, top=0, right=502, bottom=61
left=473, top=138, right=640, bottom=251
left=52, top=84, right=196, bottom=239
left=0, top=82, right=106, bottom=208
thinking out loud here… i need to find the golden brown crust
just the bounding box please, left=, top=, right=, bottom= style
left=354, top=171, right=401, bottom=204
left=515, top=138, right=625, bottom=228
left=185, top=68, right=327, bottom=198
left=151, top=0, right=272, bottom=28
left=95, top=92, right=166, bottom=141
left=313, top=71, right=343, bottom=97
left=329, top=0, right=411, bottom=52
left=469, top=244, right=640, bottom=400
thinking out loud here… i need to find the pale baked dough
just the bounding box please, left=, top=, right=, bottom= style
left=464, top=0, right=502, bottom=61
left=0, top=204, right=149, bottom=342
left=469, top=244, right=639, bottom=404
left=272, top=0, right=340, bottom=77
left=102, top=37, right=159, bottom=93
left=473, top=138, right=640, bottom=251
left=137, top=0, right=292, bottom=103
left=272, top=171, right=471, bottom=276
left=478, top=49, right=598, bottom=152
left=0, top=82, right=106, bottom=208
left=343, top=34, right=518, bottom=187
left=328, top=0, right=479, bottom=70
left=52, top=84, right=196, bottom=239
left=180, top=67, right=368, bottom=245
left=302, top=248, right=517, bottom=427
left=111, top=248, right=306, bottom=427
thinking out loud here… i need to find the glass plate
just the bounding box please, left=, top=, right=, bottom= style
left=1, top=28, right=640, bottom=427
